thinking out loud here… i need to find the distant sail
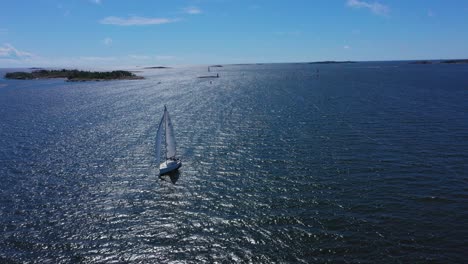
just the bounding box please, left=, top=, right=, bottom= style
left=164, top=107, right=177, bottom=159
left=155, top=114, right=164, bottom=172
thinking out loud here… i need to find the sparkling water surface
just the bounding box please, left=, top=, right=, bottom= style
left=1, top=63, right=467, bottom=263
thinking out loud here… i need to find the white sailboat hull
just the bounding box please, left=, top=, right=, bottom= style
left=159, top=159, right=182, bottom=175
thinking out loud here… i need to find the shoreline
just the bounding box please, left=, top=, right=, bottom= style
left=4, top=69, right=144, bottom=82
left=66, top=76, right=144, bottom=82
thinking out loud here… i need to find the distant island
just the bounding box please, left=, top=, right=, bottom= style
left=441, top=59, right=468, bottom=64
left=309, top=61, right=357, bottom=64
left=4, top=69, right=144, bottom=82
left=410, top=59, right=468, bottom=65
left=209, top=65, right=223, bottom=67
left=410, top=60, right=433, bottom=64
left=143, top=66, right=171, bottom=69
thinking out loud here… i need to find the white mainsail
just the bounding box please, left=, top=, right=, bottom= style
left=155, top=114, right=164, bottom=173
left=164, top=107, right=177, bottom=159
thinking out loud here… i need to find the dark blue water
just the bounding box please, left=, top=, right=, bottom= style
left=1, top=62, right=467, bottom=263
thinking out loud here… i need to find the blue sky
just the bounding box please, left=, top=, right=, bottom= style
left=1, top=0, right=467, bottom=67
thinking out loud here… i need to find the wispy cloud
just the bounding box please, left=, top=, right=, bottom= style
left=155, top=55, right=176, bottom=60
left=0, top=46, right=181, bottom=67
left=90, top=0, right=101, bottom=4
left=183, top=6, right=202, bottom=15
left=100, top=16, right=179, bottom=26
left=129, top=54, right=177, bottom=61
left=0, top=53, right=167, bottom=68
left=344, top=45, right=351, bottom=49
left=0, top=43, right=34, bottom=59
left=103, top=37, right=112, bottom=46
left=79, top=56, right=117, bottom=62
left=56, top=4, right=71, bottom=17
left=347, top=0, right=389, bottom=16
left=129, top=55, right=151, bottom=60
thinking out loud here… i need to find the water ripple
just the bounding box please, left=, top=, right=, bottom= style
left=1, top=63, right=468, bottom=262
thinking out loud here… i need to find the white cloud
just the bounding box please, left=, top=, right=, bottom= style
left=103, top=37, right=112, bottom=46
left=347, top=0, right=389, bottom=16
left=183, top=6, right=202, bottom=15
left=344, top=45, right=351, bottom=49
left=0, top=43, right=34, bottom=59
left=90, top=0, right=101, bottom=4
left=100, top=16, right=179, bottom=26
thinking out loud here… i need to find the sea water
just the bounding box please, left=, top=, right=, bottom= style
left=0, top=62, right=467, bottom=262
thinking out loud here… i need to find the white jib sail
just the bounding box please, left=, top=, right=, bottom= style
left=164, top=108, right=177, bottom=159
left=155, top=113, right=165, bottom=174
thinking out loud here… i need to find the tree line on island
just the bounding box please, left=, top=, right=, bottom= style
left=5, top=69, right=143, bottom=81
left=410, top=59, right=468, bottom=65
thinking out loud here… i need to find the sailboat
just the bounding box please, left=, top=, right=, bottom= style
left=155, top=105, right=182, bottom=175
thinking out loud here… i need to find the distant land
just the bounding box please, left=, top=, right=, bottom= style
left=198, top=75, right=219, bottom=79
left=309, top=61, right=357, bottom=64
left=4, top=69, right=144, bottom=82
left=410, top=59, right=468, bottom=64
left=143, top=66, right=171, bottom=69
left=410, top=60, right=433, bottom=64
left=442, top=59, right=468, bottom=64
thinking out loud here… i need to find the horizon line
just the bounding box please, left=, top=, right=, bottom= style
left=1, top=58, right=468, bottom=70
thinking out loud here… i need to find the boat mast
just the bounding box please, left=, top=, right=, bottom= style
left=164, top=105, right=168, bottom=164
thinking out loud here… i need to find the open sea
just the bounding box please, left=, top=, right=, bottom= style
left=0, top=62, right=467, bottom=263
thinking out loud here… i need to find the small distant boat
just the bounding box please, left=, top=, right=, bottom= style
left=155, top=105, right=181, bottom=175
